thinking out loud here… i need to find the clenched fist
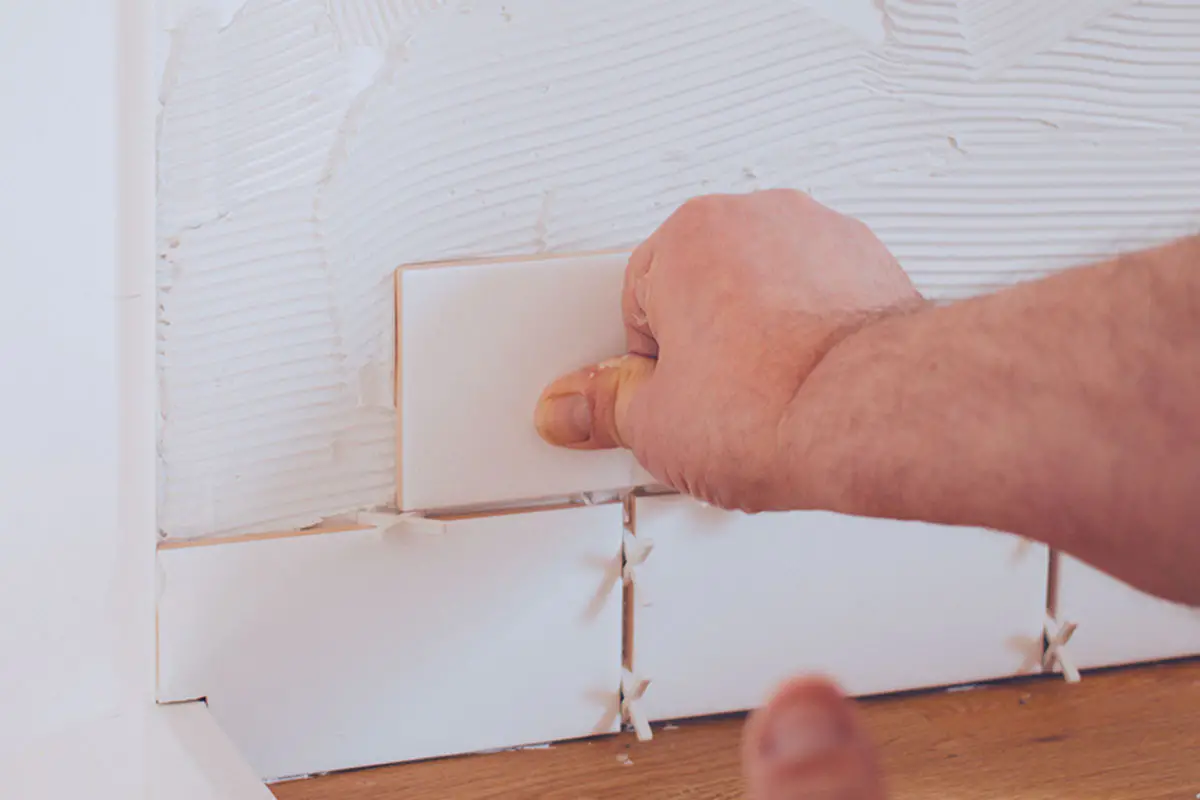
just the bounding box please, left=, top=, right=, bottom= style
left=534, top=189, right=923, bottom=512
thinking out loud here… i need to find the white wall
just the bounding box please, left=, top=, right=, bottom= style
left=154, top=0, right=1200, bottom=540
left=0, top=0, right=157, bottom=788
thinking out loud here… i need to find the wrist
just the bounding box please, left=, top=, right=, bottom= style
left=770, top=300, right=930, bottom=516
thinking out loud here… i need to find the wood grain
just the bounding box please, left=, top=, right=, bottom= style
left=272, top=659, right=1200, bottom=800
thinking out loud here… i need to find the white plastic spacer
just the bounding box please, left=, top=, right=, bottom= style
left=621, top=668, right=653, bottom=742
left=356, top=511, right=446, bottom=536
left=1042, top=613, right=1081, bottom=683
left=622, top=530, right=654, bottom=586
left=580, top=489, right=621, bottom=506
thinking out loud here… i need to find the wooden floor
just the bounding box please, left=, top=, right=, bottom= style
left=273, top=660, right=1199, bottom=800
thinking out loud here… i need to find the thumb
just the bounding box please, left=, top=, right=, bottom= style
left=743, top=678, right=887, bottom=800
left=535, top=354, right=655, bottom=450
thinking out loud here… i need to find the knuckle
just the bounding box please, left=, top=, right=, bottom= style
left=766, top=187, right=812, bottom=206
left=847, top=214, right=883, bottom=242
left=676, top=193, right=724, bottom=222
left=659, top=195, right=729, bottom=245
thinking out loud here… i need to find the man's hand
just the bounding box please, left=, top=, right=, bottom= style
left=535, top=190, right=908, bottom=799
left=534, top=189, right=922, bottom=511
left=532, top=192, right=1200, bottom=799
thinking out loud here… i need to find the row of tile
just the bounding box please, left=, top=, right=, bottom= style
left=156, top=497, right=1200, bottom=780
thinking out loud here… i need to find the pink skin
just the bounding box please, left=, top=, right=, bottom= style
left=536, top=191, right=914, bottom=798
left=534, top=190, right=1200, bottom=798
left=535, top=190, right=924, bottom=512
left=744, top=678, right=886, bottom=800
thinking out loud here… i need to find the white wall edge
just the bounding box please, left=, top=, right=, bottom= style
left=117, top=0, right=160, bottom=704
left=0, top=702, right=272, bottom=800
left=149, top=702, right=277, bottom=800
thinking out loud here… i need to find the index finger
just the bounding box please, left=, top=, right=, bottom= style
left=623, top=237, right=659, bottom=358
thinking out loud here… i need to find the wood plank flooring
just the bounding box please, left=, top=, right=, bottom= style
left=273, top=659, right=1200, bottom=799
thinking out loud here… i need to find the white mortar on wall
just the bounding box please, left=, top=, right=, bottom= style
left=155, top=0, right=1200, bottom=538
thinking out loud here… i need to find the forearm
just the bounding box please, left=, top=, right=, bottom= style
left=787, top=236, right=1200, bottom=605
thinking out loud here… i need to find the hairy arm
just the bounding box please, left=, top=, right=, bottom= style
left=536, top=191, right=1199, bottom=606
left=791, top=236, right=1200, bottom=604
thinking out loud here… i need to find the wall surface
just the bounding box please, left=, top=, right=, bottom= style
left=155, top=0, right=1200, bottom=538
left=1, top=0, right=135, bottom=753
left=0, top=0, right=157, bottom=792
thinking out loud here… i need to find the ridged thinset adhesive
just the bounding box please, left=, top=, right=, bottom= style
left=328, top=0, right=446, bottom=49
left=869, top=0, right=1200, bottom=128
left=158, top=192, right=395, bottom=537
left=157, top=0, right=1200, bottom=538
left=957, top=0, right=1133, bottom=77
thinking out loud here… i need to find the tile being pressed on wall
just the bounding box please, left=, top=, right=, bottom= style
left=1055, top=555, right=1200, bottom=670
left=629, top=496, right=1048, bottom=723
left=157, top=504, right=624, bottom=780
left=395, top=252, right=653, bottom=511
